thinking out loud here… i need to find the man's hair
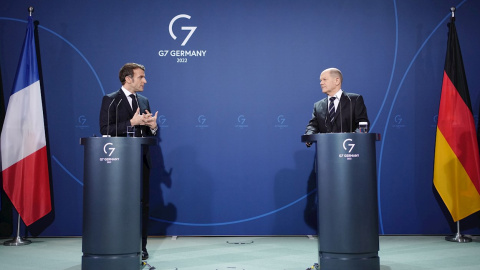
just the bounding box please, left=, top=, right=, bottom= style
left=119, top=63, right=145, bottom=84
left=326, top=67, right=343, bottom=84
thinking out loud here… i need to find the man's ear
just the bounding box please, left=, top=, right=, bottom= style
left=335, top=77, right=340, bottom=86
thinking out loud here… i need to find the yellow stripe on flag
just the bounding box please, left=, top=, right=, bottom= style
left=434, top=128, right=480, bottom=221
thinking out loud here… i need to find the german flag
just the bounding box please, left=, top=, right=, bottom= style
left=433, top=12, right=480, bottom=222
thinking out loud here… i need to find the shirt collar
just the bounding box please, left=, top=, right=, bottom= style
left=329, top=89, right=343, bottom=100
left=121, top=86, right=135, bottom=98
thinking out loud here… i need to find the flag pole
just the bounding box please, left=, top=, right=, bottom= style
left=442, top=7, right=474, bottom=243
left=445, top=220, right=472, bottom=243
left=3, top=213, right=31, bottom=246
left=2, top=6, right=38, bottom=247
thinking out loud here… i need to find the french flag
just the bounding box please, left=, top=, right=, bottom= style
left=1, top=15, right=51, bottom=226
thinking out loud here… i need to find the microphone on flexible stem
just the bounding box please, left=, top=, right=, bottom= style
left=104, top=98, right=116, bottom=137
left=346, top=94, right=353, bottom=132
left=324, top=105, right=328, bottom=132
left=325, top=100, right=332, bottom=133
left=339, top=96, right=343, bottom=133
left=115, top=99, right=123, bottom=137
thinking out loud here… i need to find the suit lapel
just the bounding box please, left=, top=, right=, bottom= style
left=316, top=97, right=330, bottom=132
left=320, top=97, right=329, bottom=118
left=339, top=93, right=348, bottom=116
left=336, top=92, right=353, bottom=132
left=137, top=95, right=146, bottom=114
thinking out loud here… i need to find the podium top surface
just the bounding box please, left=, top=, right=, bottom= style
left=80, top=136, right=157, bottom=146
left=301, top=133, right=381, bottom=142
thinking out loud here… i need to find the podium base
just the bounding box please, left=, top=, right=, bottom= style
left=320, top=252, right=379, bottom=270
left=82, top=253, right=141, bottom=270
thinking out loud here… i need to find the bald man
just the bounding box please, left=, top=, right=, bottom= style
left=305, top=68, right=369, bottom=146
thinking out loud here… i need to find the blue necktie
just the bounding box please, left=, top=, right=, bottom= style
left=328, top=96, right=336, bottom=125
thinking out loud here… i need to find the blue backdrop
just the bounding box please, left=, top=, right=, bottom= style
left=1, top=0, right=480, bottom=236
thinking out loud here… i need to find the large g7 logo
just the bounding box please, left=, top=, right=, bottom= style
left=169, top=14, right=197, bottom=46
left=343, top=139, right=355, bottom=153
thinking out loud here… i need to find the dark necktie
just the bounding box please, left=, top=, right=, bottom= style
left=130, top=94, right=138, bottom=113
left=328, top=96, right=336, bottom=125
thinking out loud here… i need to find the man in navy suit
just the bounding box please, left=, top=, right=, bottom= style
left=305, top=67, right=369, bottom=146
left=99, top=63, right=158, bottom=260
left=100, top=63, right=158, bottom=137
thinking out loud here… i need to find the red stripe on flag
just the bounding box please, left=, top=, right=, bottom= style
left=2, top=147, right=51, bottom=226
left=437, top=71, right=480, bottom=194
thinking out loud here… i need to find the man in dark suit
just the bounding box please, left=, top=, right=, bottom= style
left=99, top=63, right=158, bottom=260
left=305, top=68, right=369, bottom=146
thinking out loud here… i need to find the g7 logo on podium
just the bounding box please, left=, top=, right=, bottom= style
left=169, top=14, right=197, bottom=46
left=103, top=143, right=115, bottom=157
left=343, top=138, right=355, bottom=153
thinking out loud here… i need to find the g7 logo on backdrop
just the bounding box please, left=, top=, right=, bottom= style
left=198, top=115, right=207, bottom=125
left=394, top=115, right=403, bottom=125
left=78, top=115, right=87, bottom=126
left=238, top=115, right=246, bottom=125
left=75, top=115, right=89, bottom=129
left=158, top=115, right=167, bottom=125
left=169, top=14, right=197, bottom=46
left=235, top=115, right=248, bottom=128
left=195, top=115, right=209, bottom=128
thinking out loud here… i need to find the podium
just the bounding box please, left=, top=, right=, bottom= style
left=80, top=137, right=156, bottom=270
left=302, top=133, right=380, bottom=270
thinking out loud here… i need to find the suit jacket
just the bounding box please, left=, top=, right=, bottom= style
left=99, top=89, right=155, bottom=137
left=305, top=91, right=369, bottom=134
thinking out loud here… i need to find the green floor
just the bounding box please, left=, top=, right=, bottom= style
left=0, top=236, right=479, bottom=270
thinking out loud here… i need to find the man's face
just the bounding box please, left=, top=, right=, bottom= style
left=319, top=71, right=339, bottom=96
left=126, top=68, right=147, bottom=93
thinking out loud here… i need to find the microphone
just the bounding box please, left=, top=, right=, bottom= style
left=338, top=96, right=343, bottom=133
left=105, top=98, right=116, bottom=137
left=324, top=100, right=330, bottom=133
left=346, top=94, right=353, bottom=132
left=115, top=99, right=123, bottom=137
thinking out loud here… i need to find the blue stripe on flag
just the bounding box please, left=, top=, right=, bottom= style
left=11, top=16, right=38, bottom=95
